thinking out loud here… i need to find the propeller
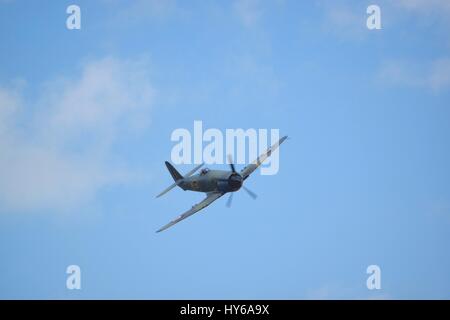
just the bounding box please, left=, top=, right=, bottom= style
left=227, top=154, right=236, bottom=173
left=226, top=154, right=258, bottom=207
left=226, top=192, right=234, bottom=208
left=225, top=186, right=257, bottom=208
left=242, top=186, right=258, bottom=199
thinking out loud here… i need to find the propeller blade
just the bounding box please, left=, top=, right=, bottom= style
left=227, top=154, right=236, bottom=173
left=226, top=192, right=234, bottom=208
left=243, top=186, right=258, bottom=199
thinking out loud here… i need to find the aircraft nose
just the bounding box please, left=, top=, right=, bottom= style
left=228, top=174, right=243, bottom=191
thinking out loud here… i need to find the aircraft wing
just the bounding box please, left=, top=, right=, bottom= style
left=156, top=192, right=224, bottom=232
left=240, top=135, right=288, bottom=180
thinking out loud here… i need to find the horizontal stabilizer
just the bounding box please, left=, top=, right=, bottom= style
left=156, top=181, right=180, bottom=198
left=185, top=163, right=204, bottom=177
left=156, top=162, right=204, bottom=198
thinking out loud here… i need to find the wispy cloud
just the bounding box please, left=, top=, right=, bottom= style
left=377, top=58, right=450, bottom=93
left=0, top=57, right=154, bottom=212
left=372, top=1, right=450, bottom=93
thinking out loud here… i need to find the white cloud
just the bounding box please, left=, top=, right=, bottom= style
left=378, top=58, right=450, bottom=93
left=0, top=57, right=154, bottom=212
left=373, top=2, right=450, bottom=93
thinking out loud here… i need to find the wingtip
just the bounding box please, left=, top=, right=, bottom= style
left=156, top=225, right=166, bottom=233
left=156, top=223, right=171, bottom=233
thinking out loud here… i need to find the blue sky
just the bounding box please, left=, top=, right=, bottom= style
left=0, top=0, right=449, bottom=299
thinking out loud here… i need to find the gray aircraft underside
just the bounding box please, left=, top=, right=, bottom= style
left=155, top=135, right=288, bottom=232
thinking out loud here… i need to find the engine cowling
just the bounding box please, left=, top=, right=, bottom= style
left=217, top=173, right=243, bottom=193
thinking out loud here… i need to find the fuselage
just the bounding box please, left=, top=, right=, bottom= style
left=178, top=169, right=242, bottom=194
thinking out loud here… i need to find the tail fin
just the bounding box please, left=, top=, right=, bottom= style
left=156, top=162, right=204, bottom=198
left=165, top=161, right=183, bottom=182
left=155, top=162, right=184, bottom=198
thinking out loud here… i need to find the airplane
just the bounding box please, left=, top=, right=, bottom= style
left=155, top=135, right=288, bottom=232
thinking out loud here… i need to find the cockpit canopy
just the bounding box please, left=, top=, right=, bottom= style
left=200, top=168, right=209, bottom=175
